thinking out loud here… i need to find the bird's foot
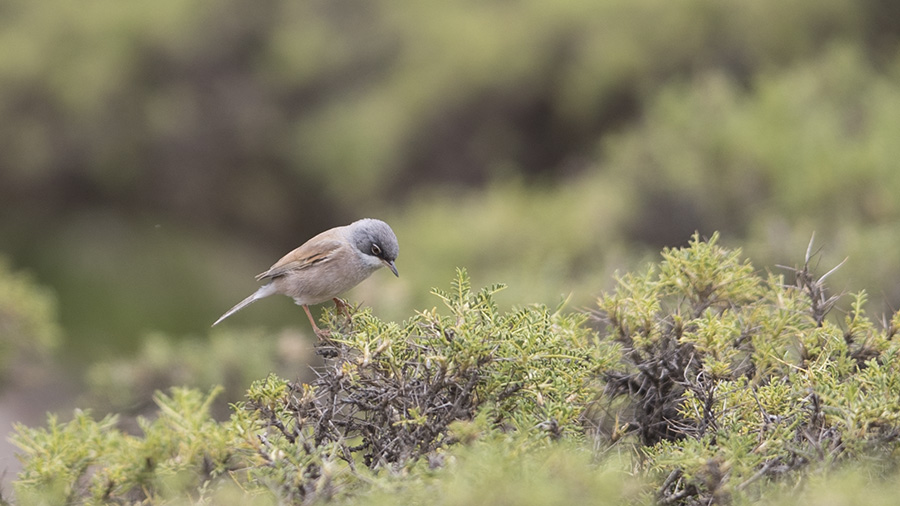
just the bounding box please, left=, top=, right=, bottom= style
left=314, top=327, right=335, bottom=341
left=302, top=304, right=335, bottom=340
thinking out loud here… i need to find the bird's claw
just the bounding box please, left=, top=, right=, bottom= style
left=315, top=328, right=335, bottom=341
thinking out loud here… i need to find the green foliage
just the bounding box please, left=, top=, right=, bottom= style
left=594, top=233, right=900, bottom=503
left=11, top=388, right=240, bottom=505
left=11, top=269, right=602, bottom=504
left=762, top=464, right=900, bottom=506
left=235, top=268, right=603, bottom=502
left=0, top=257, right=59, bottom=382
left=11, top=239, right=900, bottom=505
left=355, top=438, right=644, bottom=506
left=419, top=270, right=606, bottom=437
left=5, top=0, right=900, bottom=502
left=12, top=411, right=122, bottom=505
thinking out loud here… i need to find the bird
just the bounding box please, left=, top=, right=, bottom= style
left=212, top=218, right=399, bottom=337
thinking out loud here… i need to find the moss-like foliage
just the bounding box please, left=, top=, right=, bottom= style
left=10, top=237, right=900, bottom=505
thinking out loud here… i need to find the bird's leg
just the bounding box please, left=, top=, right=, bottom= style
left=302, top=305, right=331, bottom=340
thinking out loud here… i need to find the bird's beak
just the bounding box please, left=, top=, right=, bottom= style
left=384, top=259, right=399, bottom=277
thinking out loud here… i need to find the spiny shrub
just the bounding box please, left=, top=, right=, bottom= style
left=238, top=270, right=607, bottom=503
left=11, top=388, right=238, bottom=505
left=10, top=237, right=900, bottom=506
left=593, top=233, right=900, bottom=504
left=10, top=269, right=605, bottom=504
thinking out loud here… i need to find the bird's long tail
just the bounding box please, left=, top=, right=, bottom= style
left=212, top=284, right=276, bottom=326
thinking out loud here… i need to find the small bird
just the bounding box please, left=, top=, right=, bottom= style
left=212, top=218, right=399, bottom=337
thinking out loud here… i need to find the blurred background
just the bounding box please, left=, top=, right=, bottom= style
left=2, top=0, right=900, bottom=478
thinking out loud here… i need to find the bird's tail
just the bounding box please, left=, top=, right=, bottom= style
left=211, top=284, right=275, bottom=327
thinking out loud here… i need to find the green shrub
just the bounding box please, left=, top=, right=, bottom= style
left=12, top=269, right=602, bottom=504
left=10, top=237, right=900, bottom=505
left=0, top=257, right=59, bottom=384
left=12, top=388, right=238, bottom=505
left=354, top=437, right=644, bottom=506
left=593, top=233, right=900, bottom=503
left=236, top=270, right=606, bottom=503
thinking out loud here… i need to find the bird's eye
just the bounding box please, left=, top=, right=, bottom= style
left=371, top=244, right=382, bottom=256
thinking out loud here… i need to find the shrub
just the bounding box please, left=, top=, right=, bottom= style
left=10, top=237, right=900, bottom=505
left=236, top=270, right=605, bottom=503
left=11, top=269, right=603, bottom=504
left=593, top=233, right=900, bottom=503
left=0, top=257, right=59, bottom=385
left=11, top=388, right=238, bottom=505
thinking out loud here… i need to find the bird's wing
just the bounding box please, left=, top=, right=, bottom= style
left=255, top=237, right=344, bottom=281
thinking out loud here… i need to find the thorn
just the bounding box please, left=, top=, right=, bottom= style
left=805, top=232, right=816, bottom=264
left=818, top=257, right=848, bottom=284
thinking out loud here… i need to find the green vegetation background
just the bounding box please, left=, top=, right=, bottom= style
left=2, top=0, right=900, bottom=502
